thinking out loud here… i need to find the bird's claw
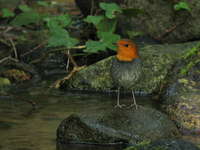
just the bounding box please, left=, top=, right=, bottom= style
left=114, top=104, right=126, bottom=108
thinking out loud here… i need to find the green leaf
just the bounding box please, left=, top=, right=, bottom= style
left=174, top=2, right=191, bottom=11
left=45, top=14, right=72, bottom=29
left=84, top=15, right=104, bottom=25
left=48, top=27, right=78, bottom=48
left=100, top=2, right=122, bottom=19
left=37, top=1, right=49, bottom=7
left=11, top=11, right=41, bottom=26
left=19, top=4, right=33, bottom=12
left=84, top=40, right=106, bottom=53
left=97, top=32, right=120, bottom=50
left=96, top=18, right=117, bottom=32
left=1, top=8, right=15, bottom=18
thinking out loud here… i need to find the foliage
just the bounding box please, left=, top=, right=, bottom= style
left=0, top=77, right=11, bottom=87
left=9, top=4, right=44, bottom=26
left=124, top=140, right=151, bottom=150
left=124, top=140, right=169, bottom=150
left=1, top=8, right=15, bottom=18
left=0, top=2, right=125, bottom=52
left=11, top=11, right=42, bottom=26
left=84, top=2, right=122, bottom=53
left=48, top=28, right=78, bottom=48
left=180, top=44, right=200, bottom=75
left=174, top=1, right=191, bottom=11
left=36, top=1, right=50, bottom=7
left=99, top=2, right=122, bottom=19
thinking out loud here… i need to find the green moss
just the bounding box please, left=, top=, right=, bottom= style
left=0, top=77, right=11, bottom=87
left=66, top=41, right=199, bottom=94
left=180, top=43, right=200, bottom=75
left=124, top=140, right=168, bottom=150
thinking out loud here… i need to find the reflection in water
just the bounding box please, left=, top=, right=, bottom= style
left=0, top=89, right=155, bottom=150
left=58, top=143, right=125, bottom=150
left=0, top=88, right=199, bottom=150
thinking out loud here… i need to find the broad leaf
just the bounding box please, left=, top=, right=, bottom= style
left=19, top=4, right=33, bottom=12
left=84, top=40, right=106, bottom=53
left=97, top=32, right=120, bottom=50
left=84, top=15, right=104, bottom=25
left=1, top=8, right=15, bottom=18
left=100, top=2, right=122, bottom=19
left=46, top=14, right=72, bottom=29
left=37, top=1, right=49, bottom=7
left=11, top=11, right=41, bottom=26
left=174, top=2, right=191, bottom=11
left=48, top=27, right=78, bottom=48
left=96, top=18, right=117, bottom=32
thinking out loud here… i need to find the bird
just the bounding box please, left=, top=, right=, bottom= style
left=110, top=39, right=142, bottom=109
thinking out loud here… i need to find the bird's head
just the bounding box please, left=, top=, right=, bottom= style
left=116, top=39, right=139, bottom=62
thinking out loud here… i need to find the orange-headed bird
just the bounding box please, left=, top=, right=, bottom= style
left=111, top=39, right=142, bottom=109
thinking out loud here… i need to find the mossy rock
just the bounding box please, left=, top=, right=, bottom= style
left=57, top=107, right=179, bottom=145
left=0, top=77, right=11, bottom=87
left=125, top=139, right=200, bottom=150
left=2, top=69, right=31, bottom=82
left=162, top=60, right=200, bottom=134
left=65, top=41, right=199, bottom=94
left=76, top=0, right=200, bottom=43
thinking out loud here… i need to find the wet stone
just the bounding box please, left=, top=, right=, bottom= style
left=57, top=106, right=180, bottom=145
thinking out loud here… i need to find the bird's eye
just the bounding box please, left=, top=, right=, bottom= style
left=124, top=44, right=129, bottom=47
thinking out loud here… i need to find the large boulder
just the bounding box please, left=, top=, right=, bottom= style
left=65, top=41, right=199, bottom=94
left=162, top=59, right=200, bottom=135
left=57, top=107, right=180, bottom=146
left=125, top=139, right=200, bottom=150
left=75, top=0, right=200, bottom=43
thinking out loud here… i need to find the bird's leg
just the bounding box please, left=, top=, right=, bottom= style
left=129, top=90, right=138, bottom=109
left=114, top=87, right=126, bottom=108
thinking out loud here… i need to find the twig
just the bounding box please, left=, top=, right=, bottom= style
left=0, top=38, right=10, bottom=47
left=67, top=51, right=78, bottom=67
left=8, top=38, right=18, bottom=60
left=50, top=65, right=86, bottom=88
left=21, top=41, right=47, bottom=57
left=71, top=45, right=86, bottom=49
left=90, top=0, right=95, bottom=15
left=0, top=56, right=11, bottom=64
left=0, top=56, right=18, bottom=64
left=50, top=48, right=86, bottom=88
left=66, top=50, right=70, bottom=72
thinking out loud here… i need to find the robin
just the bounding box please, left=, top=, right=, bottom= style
left=111, top=39, right=142, bottom=109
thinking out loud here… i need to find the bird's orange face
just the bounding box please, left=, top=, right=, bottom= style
left=116, top=39, right=139, bottom=62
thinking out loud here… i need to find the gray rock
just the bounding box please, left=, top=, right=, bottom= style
left=126, top=139, right=200, bottom=150
left=145, top=139, right=200, bottom=150
left=66, top=41, right=199, bottom=94
left=76, top=0, right=200, bottom=43
left=162, top=62, right=200, bottom=135
left=57, top=107, right=180, bottom=145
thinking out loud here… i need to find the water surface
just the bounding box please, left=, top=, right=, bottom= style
left=0, top=87, right=154, bottom=150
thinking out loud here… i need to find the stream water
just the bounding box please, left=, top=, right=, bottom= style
left=0, top=84, right=199, bottom=150
left=0, top=85, right=156, bottom=150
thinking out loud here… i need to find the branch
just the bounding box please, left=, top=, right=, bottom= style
left=8, top=38, right=18, bottom=60
left=50, top=65, right=86, bottom=88
left=0, top=56, right=19, bottom=64
left=21, top=41, right=47, bottom=57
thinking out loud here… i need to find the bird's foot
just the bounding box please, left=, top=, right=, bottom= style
left=114, top=104, right=126, bottom=108
left=128, top=104, right=138, bottom=109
